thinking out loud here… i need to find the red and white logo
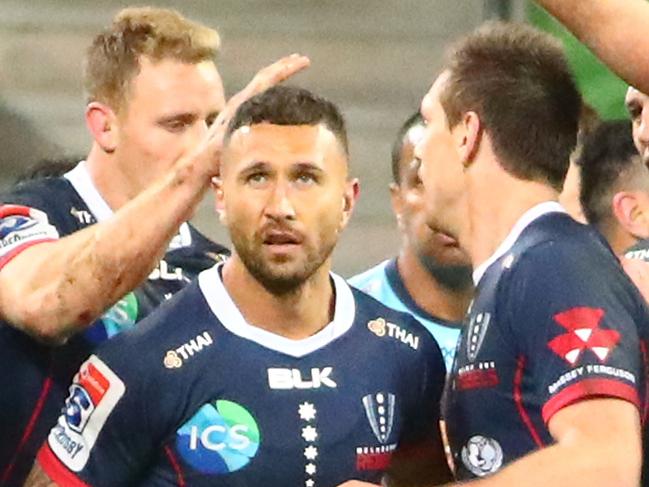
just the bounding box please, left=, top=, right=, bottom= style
left=548, top=307, right=620, bottom=365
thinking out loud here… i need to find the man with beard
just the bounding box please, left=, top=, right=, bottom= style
left=350, top=113, right=472, bottom=369
left=0, top=7, right=308, bottom=486
left=27, top=86, right=452, bottom=487
left=341, top=22, right=648, bottom=487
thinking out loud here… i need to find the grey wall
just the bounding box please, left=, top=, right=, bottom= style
left=0, top=0, right=486, bottom=275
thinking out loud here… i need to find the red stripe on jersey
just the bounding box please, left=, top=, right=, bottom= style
left=542, top=378, right=640, bottom=424
left=513, top=356, right=544, bottom=448
left=37, top=443, right=90, bottom=487
left=0, top=205, right=32, bottom=218
left=0, top=238, right=56, bottom=271
left=164, top=445, right=186, bottom=487
left=0, top=375, right=53, bottom=484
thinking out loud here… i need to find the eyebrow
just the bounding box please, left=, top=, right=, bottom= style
left=157, top=112, right=198, bottom=124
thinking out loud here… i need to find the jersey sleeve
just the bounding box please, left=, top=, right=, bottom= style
left=37, top=352, right=157, bottom=487
left=505, top=242, right=644, bottom=425
left=0, top=204, right=59, bottom=270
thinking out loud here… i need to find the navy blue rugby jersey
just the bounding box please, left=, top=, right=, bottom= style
left=38, top=265, right=446, bottom=487
left=0, top=161, right=228, bottom=486
left=444, top=202, right=649, bottom=481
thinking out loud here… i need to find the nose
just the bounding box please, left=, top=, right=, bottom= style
left=264, top=181, right=296, bottom=221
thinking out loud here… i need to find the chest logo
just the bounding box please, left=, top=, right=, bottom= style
left=367, top=318, right=419, bottom=350
left=176, top=400, right=260, bottom=474
left=164, top=331, right=213, bottom=369
left=267, top=367, right=337, bottom=390
left=362, top=392, right=395, bottom=444
left=466, top=312, right=491, bottom=362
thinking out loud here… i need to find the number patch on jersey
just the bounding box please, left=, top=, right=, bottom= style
left=48, top=355, right=125, bottom=472
left=0, top=205, right=59, bottom=257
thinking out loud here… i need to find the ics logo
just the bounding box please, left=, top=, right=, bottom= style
left=84, top=293, right=139, bottom=344
left=176, top=400, right=260, bottom=474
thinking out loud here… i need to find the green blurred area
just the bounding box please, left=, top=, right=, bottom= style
left=527, top=2, right=629, bottom=120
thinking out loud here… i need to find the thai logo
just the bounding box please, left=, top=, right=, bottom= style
left=176, top=400, right=260, bottom=474
left=85, top=293, right=139, bottom=344
left=362, top=392, right=395, bottom=444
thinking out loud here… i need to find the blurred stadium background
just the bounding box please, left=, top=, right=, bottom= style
left=0, top=0, right=627, bottom=275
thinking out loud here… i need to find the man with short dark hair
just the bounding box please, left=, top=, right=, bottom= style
left=343, top=22, right=648, bottom=487
left=350, top=112, right=472, bottom=369
left=0, top=7, right=308, bottom=485
left=27, top=86, right=452, bottom=487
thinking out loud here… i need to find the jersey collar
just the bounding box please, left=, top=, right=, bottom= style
left=64, top=160, right=192, bottom=250
left=198, top=263, right=356, bottom=358
left=472, top=201, right=567, bottom=286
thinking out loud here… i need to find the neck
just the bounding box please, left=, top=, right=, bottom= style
left=86, top=144, right=133, bottom=211
left=467, top=176, right=559, bottom=269
left=221, top=255, right=335, bottom=339
left=396, top=247, right=472, bottom=322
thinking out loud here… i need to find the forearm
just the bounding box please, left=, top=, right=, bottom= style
left=0, top=156, right=210, bottom=342
left=536, top=0, right=649, bottom=93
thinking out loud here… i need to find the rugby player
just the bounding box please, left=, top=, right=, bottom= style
left=349, top=112, right=472, bottom=369
left=27, top=86, right=452, bottom=486
left=577, top=120, right=649, bottom=261
left=0, top=7, right=308, bottom=485
left=343, top=22, right=648, bottom=487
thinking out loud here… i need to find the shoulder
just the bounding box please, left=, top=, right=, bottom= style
left=185, top=223, right=230, bottom=259
left=1, top=177, right=75, bottom=210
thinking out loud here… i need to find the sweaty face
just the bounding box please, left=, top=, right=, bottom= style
left=114, top=57, right=225, bottom=197
left=393, top=126, right=471, bottom=287
left=414, top=73, right=469, bottom=245
left=219, top=123, right=354, bottom=294
left=625, top=86, right=649, bottom=166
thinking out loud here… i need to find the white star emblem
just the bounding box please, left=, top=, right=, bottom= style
left=298, top=402, right=317, bottom=421
left=301, top=425, right=318, bottom=442
left=305, top=463, right=317, bottom=475
left=304, top=445, right=318, bottom=460
left=306, top=479, right=315, bottom=487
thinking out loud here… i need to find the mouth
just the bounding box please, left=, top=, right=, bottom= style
left=261, top=228, right=304, bottom=252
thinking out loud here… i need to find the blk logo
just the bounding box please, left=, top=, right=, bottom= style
left=548, top=307, right=620, bottom=365
left=267, top=367, right=337, bottom=390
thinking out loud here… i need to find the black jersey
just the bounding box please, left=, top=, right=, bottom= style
left=444, top=203, right=649, bottom=480
left=0, top=162, right=228, bottom=486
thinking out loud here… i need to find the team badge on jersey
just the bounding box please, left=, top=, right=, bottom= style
left=466, top=312, right=491, bottom=362
left=0, top=205, right=59, bottom=258
left=48, top=355, right=125, bottom=472
left=460, top=435, right=503, bottom=477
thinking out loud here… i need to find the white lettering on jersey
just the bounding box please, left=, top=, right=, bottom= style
left=48, top=355, right=125, bottom=472
left=367, top=318, right=420, bottom=350
left=0, top=205, right=59, bottom=257
left=164, top=331, right=213, bottom=368
left=267, top=367, right=337, bottom=390
left=149, top=260, right=186, bottom=282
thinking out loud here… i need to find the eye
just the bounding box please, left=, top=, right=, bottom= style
left=627, top=104, right=641, bottom=122
left=161, top=119, right=188, bottom=133
left=247, top=172, right=269, bottom=186
left=206, top=114, right=219, bottom=127
left=295, top=172, right=319, bottom=186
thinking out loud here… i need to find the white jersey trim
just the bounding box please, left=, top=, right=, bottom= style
left=64, top=161, right=192, bottom=249
left=198, top=264, right=356, bottom=358
left=472, top=201, right=567, bottom=286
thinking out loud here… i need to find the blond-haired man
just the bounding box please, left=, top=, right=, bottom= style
left=0, top=7, right=307, bottom=485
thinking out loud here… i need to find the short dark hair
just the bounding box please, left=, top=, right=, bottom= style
left=440, top=22, right=581, bottom=191
left=578, top=120, right=640, bottom=229
left=226, top=85, right=348, bottom=154
left=391, top=112, right=423, bottom=184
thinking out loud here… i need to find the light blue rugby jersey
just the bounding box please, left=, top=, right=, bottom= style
left=349, top=258, right=462, bottom=370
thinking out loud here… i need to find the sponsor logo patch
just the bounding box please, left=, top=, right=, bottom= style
left=367, top=318, right=420, bottom=350
left=267, top=367, right=337, bottom=390
left=548, top=307, right=620, bottom=365
left=456, top=361, right=499, bottom=391
left=48, top=356, right=125, bottom=472
left=164, top=331, right=213, bottom=368
left=176, top=400, right=260, bottom=474
left=0, top=205, right=59, bottom=256
left=460, top=435, right=503, bottom=477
